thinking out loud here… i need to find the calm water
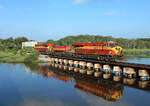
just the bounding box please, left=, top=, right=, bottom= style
left=0, top=58, right=150, bottom=106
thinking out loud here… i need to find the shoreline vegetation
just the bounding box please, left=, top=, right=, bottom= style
left=1, top=35, right=150, bottom=63
left=123, top=49, right=150, bottom=58
left=0, top=50, right=41, bottom=63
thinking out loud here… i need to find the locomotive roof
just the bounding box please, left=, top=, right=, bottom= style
left=73, top=42, right=118, bottom=46
left=35, top=44, right=53, bottom=46
left=53, top=46, right=72, bottom=48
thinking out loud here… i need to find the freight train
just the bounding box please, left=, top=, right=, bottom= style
left=33, top=41, right=123, bottom=61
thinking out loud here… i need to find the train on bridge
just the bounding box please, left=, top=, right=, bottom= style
left=33, top=41, right=123, bottom=61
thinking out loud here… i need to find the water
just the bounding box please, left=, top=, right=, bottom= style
left=0, top=58, right=150, bottom=106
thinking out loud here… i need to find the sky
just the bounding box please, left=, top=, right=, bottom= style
left=0, top=0, right=150, bottom=41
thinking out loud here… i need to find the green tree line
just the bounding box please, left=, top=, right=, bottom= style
left=1, top=35, right=150, bottom=50
left=0, top=37, right=28, bottom=51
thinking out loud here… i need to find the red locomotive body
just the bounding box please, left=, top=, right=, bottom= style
left=74, top=80, right=123, bottom=102
left=72, top=42, right=122, bottom=60
left=52, top=46, right=72, bottom=52
left=34, top=44, right=53, bottom=52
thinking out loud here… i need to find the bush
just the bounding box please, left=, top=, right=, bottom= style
left=24, top=54, right=38, bottom=62
left=20, top=49, right=27, bottom=56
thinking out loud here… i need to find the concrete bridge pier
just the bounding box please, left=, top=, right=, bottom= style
left=54, top=58, right=59, bottom=64
left=123, top=67, right=136, bottom=78
left=103, top=73, right=111, bottom=79
left=123, top=78, right=136, bottom=85
left=74, top=61, right=79, bottom=68
left=113, top=76, right=122, bottom=82
left=87, top=62, right=94, bottom=70
left=48, top=57, right=52, bottom=62
left=59, top=59, right=63, bottom=64
left=54, top=64, right=59, bottom=68
left=79, top=69, right=87, bottom=74
left=69, top=60, right=74, bottom=67
left=79, top=61, right=83, bottom=68
left=63, top=59, right=69, bottom=66
left=51, top=58, right=55, bottom=63
left=103, top=65, right=111, bottom=74
left=94, top=64, right=102, bottom=77
left=82, top=62, right=87, bottom=69
left=69, top=66, right=74, bottom=71
left=113, top=66, right=122, bottom=76
left=139, top=81, right=149, bottom=88
left=58, top=64, right=63, bottom=69
left=63, top=65, right=68, bottom=70
left=87, top=69, right=94, bottom=75
left=74, top=68, right=80, bottom=72
left=139, top=69, right=150, bottom=81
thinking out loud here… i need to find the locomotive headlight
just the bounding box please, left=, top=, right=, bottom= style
left=116, top=47, right=120, bottom=50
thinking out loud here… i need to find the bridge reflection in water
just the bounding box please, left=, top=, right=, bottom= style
left=24, top=63, right=124, bottom=102
left=23, top=63, right=150, bottom=103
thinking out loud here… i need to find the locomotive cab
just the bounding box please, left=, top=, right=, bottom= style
left=106, top=42, right=123, bottom=57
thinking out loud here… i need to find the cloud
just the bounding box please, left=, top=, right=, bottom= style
left=105, top=10, right=119, bottom=16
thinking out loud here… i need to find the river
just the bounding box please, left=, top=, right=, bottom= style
left=0, top=58, right=150, bottom=106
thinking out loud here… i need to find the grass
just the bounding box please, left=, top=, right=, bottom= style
left=0, top=50, right=41, bottom=63
left=123, top=49, right=150, bottom=52
left=123, top=49, right=150, bottom=58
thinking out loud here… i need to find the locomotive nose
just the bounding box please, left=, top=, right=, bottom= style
left=115, top=47, right=122, bottom=56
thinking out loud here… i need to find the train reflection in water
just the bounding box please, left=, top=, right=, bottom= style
left=23, top=63, right=150, bottom=102
left=74, top=80, right=123, bottom=102
left=25, top=63, right=124, bottom=102
left=38, top=66, right=72, bottom=82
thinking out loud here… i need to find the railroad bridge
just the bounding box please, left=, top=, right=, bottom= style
left=39, top=54, right=150, bottom=81
left=39, top=63, right=150, bottom=93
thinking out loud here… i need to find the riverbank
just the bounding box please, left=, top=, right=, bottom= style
left=0, top=51, right=41, bottom=63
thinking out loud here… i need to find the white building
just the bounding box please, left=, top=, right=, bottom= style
left=22, top=41, right=38, bottom=49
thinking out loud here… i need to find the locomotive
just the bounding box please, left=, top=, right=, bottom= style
left=34, top=41, right=123, bottom=61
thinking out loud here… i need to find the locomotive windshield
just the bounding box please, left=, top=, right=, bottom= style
left=109, top=43, right=118, bottom=47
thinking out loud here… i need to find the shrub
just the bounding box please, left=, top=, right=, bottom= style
left=24, top=54, right=38, bottom=62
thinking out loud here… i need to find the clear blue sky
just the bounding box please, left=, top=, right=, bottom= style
left=0, top=0, right=150, bottom=41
